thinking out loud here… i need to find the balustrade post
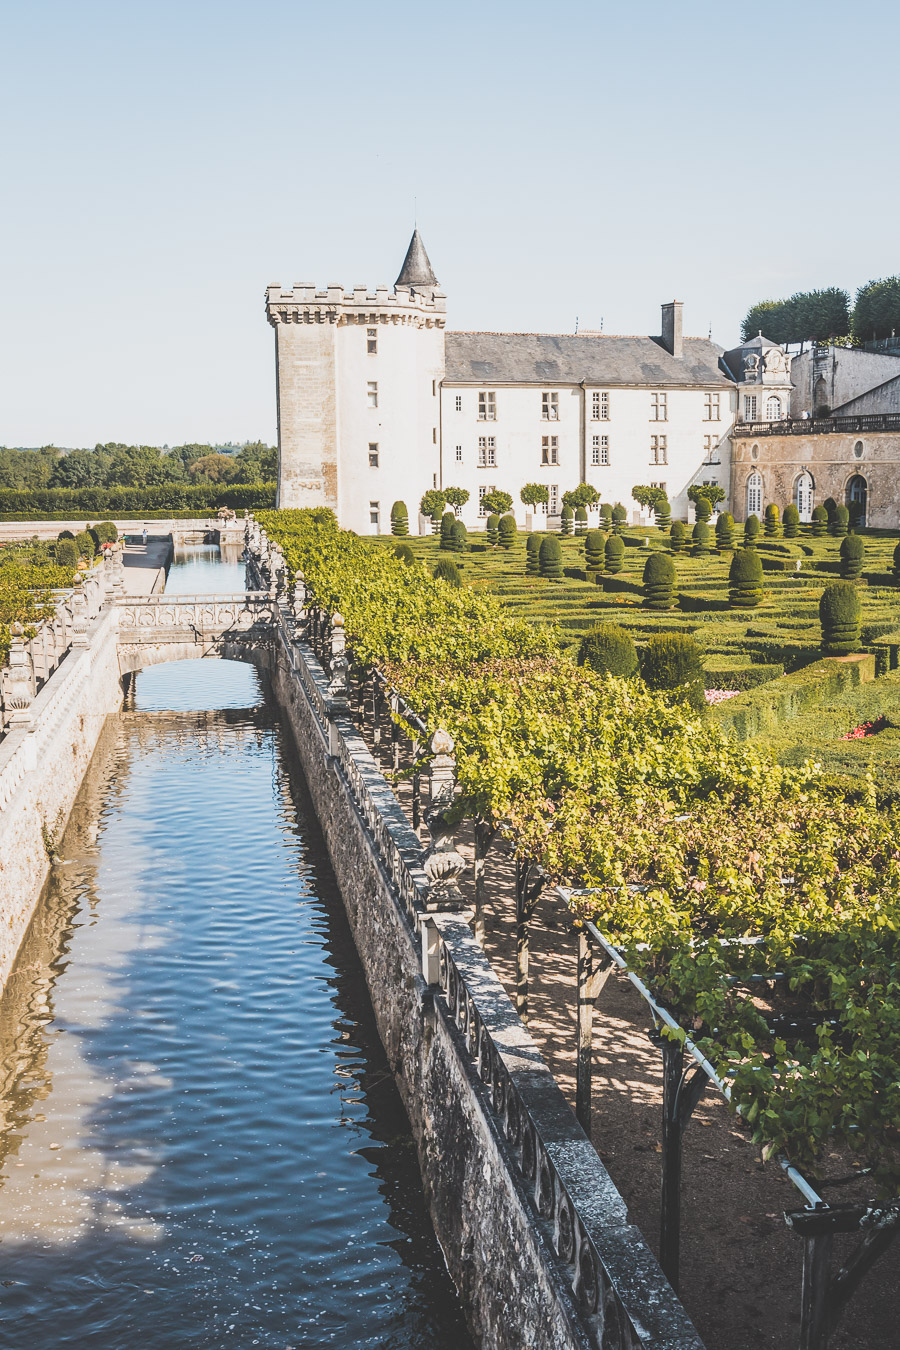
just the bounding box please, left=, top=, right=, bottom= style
left=327, top=613, right=350, bottom=711
left=390, top=693, right=400, bottom=773
left=421, top=730, right=467, bottom=909
left=371, top=675, right=382, bottom=749
left=291, top=569, right=308, bottom=642
left=420, top=916, right=441, bottom=986
left=2, top=623, right=35, bottom=727
left=71, top=584, right=90, bottom=648
left=411, top=734, right=421, bottom=831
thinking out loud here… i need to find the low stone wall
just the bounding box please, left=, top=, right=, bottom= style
left=0, top=608, right=123, bottom=992
left=267, top=611, right=704, bottom=1350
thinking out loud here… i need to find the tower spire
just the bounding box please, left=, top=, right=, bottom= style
left=395, top=228, right=438, bottom=289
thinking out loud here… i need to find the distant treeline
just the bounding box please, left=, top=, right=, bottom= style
left=742, top=277, right=900, bottom=345
left=0, top=441, right=277, bottom=492
left=0, top=483, right=277, bottom=518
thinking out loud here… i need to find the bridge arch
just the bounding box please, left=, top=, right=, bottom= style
left=115, top=593, right=278, bottom=679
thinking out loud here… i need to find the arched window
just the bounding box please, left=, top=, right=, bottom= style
left=766, top=395, right=782, bottom=420
left=794, top=471, right=814, bottom=522
left=846, top=474, right=867, bottom=527
left=747, top=471, right=762, bottom=518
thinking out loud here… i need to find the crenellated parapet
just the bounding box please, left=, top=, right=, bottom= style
left=265, top=281, right=446, bottom=329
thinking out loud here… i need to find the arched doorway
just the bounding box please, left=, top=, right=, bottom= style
left=846, top=475, right=867, bottom=527
left=746, top=471, right=762, bottom=518
left=794, top=471, right=814, bottom=522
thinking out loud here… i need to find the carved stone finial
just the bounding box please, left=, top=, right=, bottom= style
left=430, top=728, right=454, bottom=755
left=422, top=730, right=467, bottom=908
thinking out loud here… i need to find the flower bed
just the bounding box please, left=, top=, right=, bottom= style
left=841, top=715, right=887, bottom=740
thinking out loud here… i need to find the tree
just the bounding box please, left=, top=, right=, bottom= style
left=48, top=448, right=105, bottom=489
left=188, top=453, right=238, bottom=483
left=640, top=634, right=706, bottom=711
left=444, top=486, right=470, bottom=515
left=390, top=501, right=409, bottom=537
left=728, top=549, right=764, bottom=608
left=420, top=489, right=446, bottom=523
left=538, top=535, right=562, bottom=579
left=820, top=581, right=860, bottom=655
left=631, top=485, right=667, bottom=511
left=520, top=483, right=549, bottom=512
left=851, top=276, right=900, bottom=343
left=688, top=484, right=724, bottom=514
left=643, top=553, right=676, bottom=609
left=741, top=288, right=851, bottom=344
left=481, top=489, right=513, bottom=517
left=562, top=482, right=600, bottom=510
left=577, top=624, right=638, bottom=678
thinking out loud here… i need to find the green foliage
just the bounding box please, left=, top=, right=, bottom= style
left=539, top=534, right=562, bottom=579
left=444, top=487, right=470, bottom=514
left=420, top=489, right=447, bottom=522
left=691, top=521, right=712, bottom=555
left=631, top=485, right=667, bottom=511
left=390, top=501, right=409, bottom=537
left=75, top=529, right=96, bottom=559
left=54, top=537, right=79, bottom=569
left=811, top=505, right=828, bottom=537
left=480, top=489, right=513, bottom=517
left=57, top=529, right=75, bottom=540
left=525, top=532, right=542, bottom=575
left=604, top=534, right=625, bottom=573
left=560, top=505, right=574, bottom=536
left=851, top=276, right=900, bottom=343
left=819, top=581, right=861, bottom=654
left=840, top=532, right=864, bottom=579
left=520, top=483, right=549, bottom=510
left=640, top=633, right=706, bottom=710
left=498, top=514, right=516, bottom=550
left=433, top=557, right=462, bottom=588
left=715, top=512, right=735, bottom=551
left=0, top=539, right=76, bottom=662
left=744, top=513, right=760, bottom=547
left=831, top=505, right=850, bottom=538
left=741, top=288, right=851, bottom=343
left=452, top=519, right=469, bottom=553
left=584, top=529, right=605, bottom=571
left=782, top=503, right=800, bottom=538
left=0, top=483, right=274, bottom=518
left=642, top=552, right=676, bottom=609
left=439, top=511, right=456, bottom=550
left=688, top=484, right=724, bottom=515
left=823, top=497, right=838, bottom=521
left=562, top=482, right=600, bottom=510
left=893, top=539, right=900, bottom=583
left=393, top=543, right=416, bottom=565
left=764, top=504, right=781, bottom=537
left=574, top=505, right=588, bottom=535
left=655, top=498, right=671, bottom=528
left=728, top=548, right=764, bottom=608
left=669, top=520, right=687, bottom=553
left=577, top=623, right=638, bottom=678
left=611, top=503, right=627, bottom=533
left=693, top=494, right=712, bottom=523
left=599, top=503, right=613, bottom=526
left=486, top=512, right=500, bottom=546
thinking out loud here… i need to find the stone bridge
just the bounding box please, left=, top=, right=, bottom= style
left=115, top=592, right=279, bottom=674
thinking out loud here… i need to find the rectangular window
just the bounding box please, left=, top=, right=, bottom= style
left=542, top=391, right=559, bottom=421
left=548, top=484, right=559, bottom=514
left=455, top=445, right=463, bottom=462
left=704, top=392, right=720, bottom=421
left=591, top=434, right=610, bottom=466
left=478, top=484, right=495, bottom=515
left=650, top=392, right=667, bottom=421
left=744, top=394, right=758, bottom=420
left=369, top=500, right=380, bottom=529
left=650, top=481, right=667, bottom=494
left=367, top=327, right=377, bottom=355
left=478, top=391, right=496, bottom=421
left=651, top=434, right=668, bottom=464
left=541, top=435, right=559, bottom=465
left=477, top=436, right=496, bottom=467
left=367, top=381, right=378, bottom=408
left=591, top=391, right=610, bottom=420
left=368, top=442, right=379, bottom=467
left=455, top=394, right=462, bottom=412
left=703, top=434, right=720, bottom=463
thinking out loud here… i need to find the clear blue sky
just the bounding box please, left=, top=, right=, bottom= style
left=2, top=0, right=896, bottom=448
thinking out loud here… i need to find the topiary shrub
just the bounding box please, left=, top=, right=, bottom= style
left=584, top=529, right=605, bottom=571
left=452, top=519, right=469, bottom=553
left=599, top=503, right=613, bottom=527
left=574, top=505, right=588, bottom=535
left=744, top=514, right=760, bottom=548
left=728, top=548, right=764, bottom=608
left=55, top=538, right=79, bottom=569
left=526, top=532, right=542, bottom=575
left=642, top=552, right=676, bottom=609
left=439, top=511, right=456, bottom=550
left=819, top=581, right=861, bottom=655
left=75, top=529, right=96, bottom=559
left=893, top=540, right=900, bottom=585
left=764, top=504, right=781, bottom=537
left=485, top=512, right=500, bottom=546
left=831, top=504, right=850, bottom=537
left=539, top=534, right=562, bottom=579
left=577, top=623, right=638, bottom=678
left=691, top=521, right=712, bottom=555
left=57, top=528, right=75, bottom=540
left=782, top=503, right=800, bottom=538
left=433, top=557, right=462, bottom=588
left=99, top=520, right=118, bottom=543
left=823, top=497, right=838, bottom=523
left=394, top=543, right=416, bottom=565
left=669, top=520, right=687, bottom=553
left=840, top=533, right=864, bottom=579
left=498, top=513, right=516, bottom=549
left=715, top=512, right=735, bottom=551
left=390, top=501, right=409, bottom=537
left=655, top=497, right=671, bottom=529
left=640, top=634, right=706, bottom=711
left=560, top=505, right=574, bottom=536
left=693, top=495, right=712, bottom=523
left=604, top=534, right=625, bottom=574
left=811, top=505, right=828, bottom=537
left=611, top=503, right=628, bottom=534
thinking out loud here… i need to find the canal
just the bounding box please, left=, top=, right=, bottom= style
left=0, top=545, right=472, bottom=1348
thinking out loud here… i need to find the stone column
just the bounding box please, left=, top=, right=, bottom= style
left=422, top=730, right=467, bottom=908
left=2, top=623, right=35, bottom=727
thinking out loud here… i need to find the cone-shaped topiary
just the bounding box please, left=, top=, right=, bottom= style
left=728, top=548, right=764, bottom=608
left=605, top=534, right=625, bottom=573
left=823, top=497, right=838, bottom=523
left=584, top=529, right=605, bottom=571
left=715, top=512, right=735, bottom=551
left=840, top=533, right=864, bottom=579
left=574, top=505, right=588, bottom=535
left=782, top=503, right=800, bottom=538
left=599, top=503, right=613, bottom=527
left=498, top=513, right=516, bottom=549
left=394, top=543, right=416, bottom=565
left=894, top=539, right=900, bottom=585
left=640, top=634, right=706, bottom=711
left=55, top=537, right=79, bottom=570
left=390, top=501, right=409, bottom=536
left=611, top=503, right=628, bottom=534
left=669, top=520, right=687, bottom=553
left=539, top=534, right=562, bottom=579
left=694, top=495, right=712, bottom=523
left=744, top=514, right=760, bottom=548
left=452, top=519, right=468, bottom=552
left=764, top=504, right=781, bottom=537
left=655, top=498, right=671, bottom=529
left=820, top=581, right=860, bottom=655
left=439, top=511, right=456, bottom=550
left=486, top=512, right=500, bottom=546
left=560, top=505, right=574, bottom=535
left=577, top=623, right=638, bottom=678
left=642, top=552, right=676, bottom=609
left=526, top=532, right=542, bottom=575
left=692, top=521, right=712, bottom=555
left=811, top=505, right=828, bottom=537
left=831, top=505, right=850, bottom=537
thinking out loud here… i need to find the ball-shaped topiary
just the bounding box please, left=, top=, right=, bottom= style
left=691, top=521, right=712, bottom=555
left=831, top=505, right=850, bottom=538
left=390, top=501, right=409, bottom=537
left=526, top=532, right=542, bottom=575
left=611, top=503, right=628, bottom=534
left=57, top=528, right=75, bottom=541
left=669, top=520, right=687, bottom=553
left=811, top=505, right=828, bottom=538
left=642, top=552, right=676, bottom=609
left=744, top=514, right=760, bottom=548
left=693, top=495, right=712, bottom=523
left=394, top=543, right=416, bottom=565
left=486, top=512, right=500, bottom=546
left=728, top=548, right=764, bottom=608
left=819, top=581, right=861, bottom=655
left=439, top=511, right=456, bottom=550
left=433, top=557, right=462, bottom=588
left=498, top=513, right=517, bottom=549
left=715, top=512, right=735, bottom=551
left=840, top=533, right=864, bottom=579
left=539, top=534, right=563, bottom=579
left=584, top=529, right=605, bottom=571
left=560, top=505, right=574, bottom=536
left=75, top=529, right=95, bottom=559
left=604, top=534, right=625, bottom=574
left=452, top=519, right=469, bottom=553
left=577, top=623, right=638, bottom=678
left=55, top=538, right=79, bottom=570
left=782, top=503, right=800, bottom=538
left=640, top=634, right=706, bottom=711
left=764, top=504, right=781, bottom=537
left=655, top=498, right=671, bottom=529
left=98, top=520, right=118, bottom=544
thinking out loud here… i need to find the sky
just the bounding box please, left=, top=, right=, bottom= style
left=1, top=0, right=897, bottom=448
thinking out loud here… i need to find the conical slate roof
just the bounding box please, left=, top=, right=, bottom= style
left=395, top=228, right=438, bottom=288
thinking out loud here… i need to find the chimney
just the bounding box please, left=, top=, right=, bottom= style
left=661, top=301, right=683, bottom=359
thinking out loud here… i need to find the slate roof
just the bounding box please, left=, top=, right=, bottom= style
left=444, top=332, right=733, bottom=387
left=721, top=334, right=782, bottom=382
left=395, top=229, right=438, bottom=288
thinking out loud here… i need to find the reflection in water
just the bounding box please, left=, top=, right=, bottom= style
left=0, top=622, right=470, bottom=1345
left=164, top=542, right=247, bottom=594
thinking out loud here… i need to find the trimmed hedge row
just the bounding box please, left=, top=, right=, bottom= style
left=712, top=654, right=877, bottom=740
left=0, top=483, right=276, bottom=516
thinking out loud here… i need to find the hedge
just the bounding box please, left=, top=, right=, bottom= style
left=703, top=662, right=784, bottom=692
left=0, top=483, right=275, bottom=516
left=712, top=654, right=876, bottom=739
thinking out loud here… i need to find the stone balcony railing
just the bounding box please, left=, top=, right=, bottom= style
left=735, top=412, right=900, bottom=437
